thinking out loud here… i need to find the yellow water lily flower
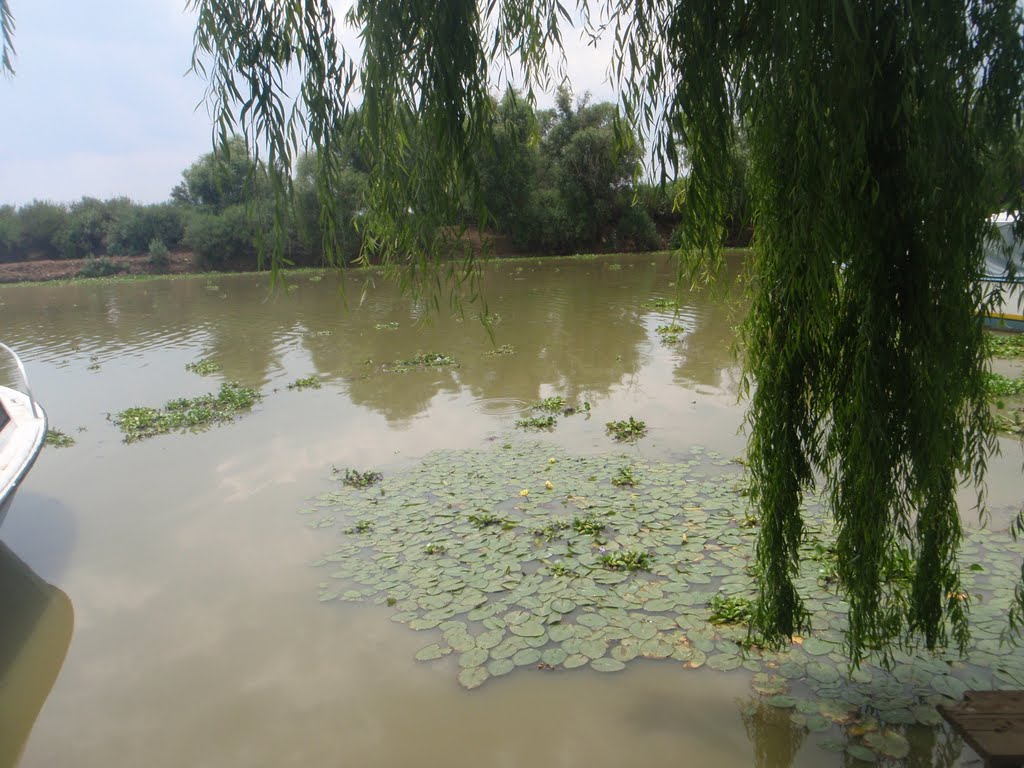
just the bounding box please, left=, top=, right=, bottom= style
left=545, top=480, right=554, bottom=490
left=519, top=489, right=529, bottom=497
left=548, top=458, right=556, bottom=464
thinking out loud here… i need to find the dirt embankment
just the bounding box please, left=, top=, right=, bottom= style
left=0, top=251, right=202, bottom=284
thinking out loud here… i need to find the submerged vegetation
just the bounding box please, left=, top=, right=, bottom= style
left=307, top=441, right=1024, bottom=759
left=113, top=382, right=260, bottom=442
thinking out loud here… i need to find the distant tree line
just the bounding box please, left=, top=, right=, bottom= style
left=0, top=88, right=752, bottom=271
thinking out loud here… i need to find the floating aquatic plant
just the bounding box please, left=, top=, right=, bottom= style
left=985, top=332, right=1024, bottom=358
left=306, top=440, right=1024, bottom=732
left=532, top=518, right=571, bottom=540
left=44, top=428, right=75, bottom=448
left=345, top=519, right=374, bottom=534
left=185, top=358, right=220, bottom=376
left=994, top=407, right=1024, bottom=435
left=287, top=375, right=322, bottom=391
left=605, top=417, right=647, bottom=442
left=468, top=511, right=511, bottom=529
left=515, top=415, right=557, bottom=430
left=655, top=323, right=685, bottom=344
left=114, top=382, right=260, bottom=442
left=611, top=466, right=639, bottom=487
left=642, top=298, right=678, bottom=310
left=709, top=594, right=754, bottom=625
left=384, top=352, right=457, bottom=373
left=374, top=322, right=399, bottom=330
left=599, top=549, right=652, bottom=571
left=485, top=344, right=516, bottom=356
left=984, top=372, right=1024, bottom=397
left=338, top=469, right=383, bottom=489
left=572, top=514, right=605, bottom=537
left=532, top=396, right=567, bottom=413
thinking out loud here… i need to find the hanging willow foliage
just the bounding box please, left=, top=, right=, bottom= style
left=4, top=1, right=1022, bottom=663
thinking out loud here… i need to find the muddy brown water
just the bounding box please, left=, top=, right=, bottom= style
left=0, top=252, right=1020, bottom=767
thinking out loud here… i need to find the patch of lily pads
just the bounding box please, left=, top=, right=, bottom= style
left=307, top=441, right=1024, bottom=761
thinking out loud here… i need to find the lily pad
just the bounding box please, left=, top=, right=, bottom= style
left=513, top=648, right=542, bottom=666
left=863, top=730, right=910, bottom=760
left=488, top=658, right=515, bottom=676
left=509, top=620, right=546, bottom=638
left=706, top=653, right=742, bottom=671
left=591, top=657, right=626, bottom=672
left=457, top=665, right=489, bottom=690
left=459, top=648, right=488, bottom=668
left=414, top=643, right=448, bottom=662
left=550, top=598, right=576, bottom=614
left=845, top=744, right=878, bottom=763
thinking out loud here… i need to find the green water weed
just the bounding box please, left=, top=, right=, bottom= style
left=606, top=417, right=647, bottom=442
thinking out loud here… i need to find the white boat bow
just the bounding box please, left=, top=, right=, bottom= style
left=0, top=343, right=47, bottom=526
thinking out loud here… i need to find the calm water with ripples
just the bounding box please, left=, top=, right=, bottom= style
left=0, top=252, right=1020, bottom=768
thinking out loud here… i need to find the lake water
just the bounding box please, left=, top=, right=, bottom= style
left=0, top=252, right=1021, bottom=767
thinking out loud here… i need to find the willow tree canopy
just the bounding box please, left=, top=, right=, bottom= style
left=4, top=1, right=1023, bottom=664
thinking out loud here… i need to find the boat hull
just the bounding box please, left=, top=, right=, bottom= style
left=0, top=387, right=47, bottom=528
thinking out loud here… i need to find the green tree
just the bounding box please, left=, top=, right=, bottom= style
left=0, top=205, right=20, bottom=262
left=15, top=200, right=67, bottom=260
left=171, top=136, right=264, bottom=214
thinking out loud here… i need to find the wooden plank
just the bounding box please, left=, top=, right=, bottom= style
left=939, top=691, right=1024, bottom=768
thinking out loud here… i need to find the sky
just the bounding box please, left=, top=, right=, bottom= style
left=0, top=1, right=618, bottom=207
